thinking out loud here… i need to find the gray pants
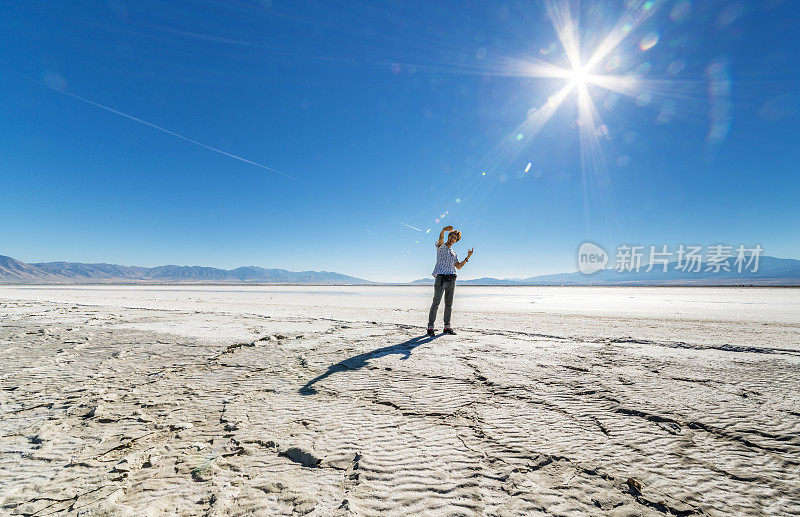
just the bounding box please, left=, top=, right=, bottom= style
left=428, top=274, right=456, bottom=328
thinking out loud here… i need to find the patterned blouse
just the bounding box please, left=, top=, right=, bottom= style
left=432, top=243, right=458, bottom=277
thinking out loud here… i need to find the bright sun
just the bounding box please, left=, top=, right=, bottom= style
left=568, top=65, right=590, bottom=87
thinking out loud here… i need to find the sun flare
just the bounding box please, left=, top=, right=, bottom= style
left=568, top=64, right=591, bottom=87
left=483, top=1, right=672, bottom=227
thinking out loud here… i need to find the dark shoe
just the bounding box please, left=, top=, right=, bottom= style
left=426, top=328, right=436, bottom=337
left=443, top=328, right=457, bottom=335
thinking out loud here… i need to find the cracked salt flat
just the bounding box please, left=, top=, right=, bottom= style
left=0, top=286, right=798, bottom=515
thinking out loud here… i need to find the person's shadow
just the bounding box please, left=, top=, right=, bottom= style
left=299, top=334, right=440, bottom=395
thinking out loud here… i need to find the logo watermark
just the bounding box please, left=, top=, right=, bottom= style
left=577, top=242, right=609, bottom=274
left=578, top=243, right=763, bottom=275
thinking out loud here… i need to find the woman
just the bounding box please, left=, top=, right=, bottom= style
left=427, top=225, right=473, bottom=337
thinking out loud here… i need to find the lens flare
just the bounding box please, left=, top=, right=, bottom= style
left=605, top=55, right=622, bottom=71
left=636, top=93, right=653, bottom=106
left=639, top=32, right=659, bottom=51
left=670, top=1, right=692, bottom=22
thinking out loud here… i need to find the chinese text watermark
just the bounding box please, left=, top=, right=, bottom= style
left=578, top=243, right=762, bottom=275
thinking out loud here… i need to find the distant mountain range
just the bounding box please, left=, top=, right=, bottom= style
left=3, top=254, right=799, bottom=286
left=0, top=255, right=375, bottom=285
left=413, top=256, right=800, bottom=286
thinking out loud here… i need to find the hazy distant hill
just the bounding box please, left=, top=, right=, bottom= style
left=413, top=256, right=800, bottom=286
left=5, top=254, right=800, bottom=286
left=0, top=255, right=375, bottom=285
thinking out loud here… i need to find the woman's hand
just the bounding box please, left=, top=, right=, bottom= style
left=467, top=248, right=474, bottom=256
left=437, top=226, right=451, bottom=247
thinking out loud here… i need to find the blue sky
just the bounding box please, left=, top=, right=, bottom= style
left=1, top=0, right=798, bottom=282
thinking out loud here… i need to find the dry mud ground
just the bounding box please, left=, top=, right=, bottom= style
left=1, top=286, right=799, bottom=516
